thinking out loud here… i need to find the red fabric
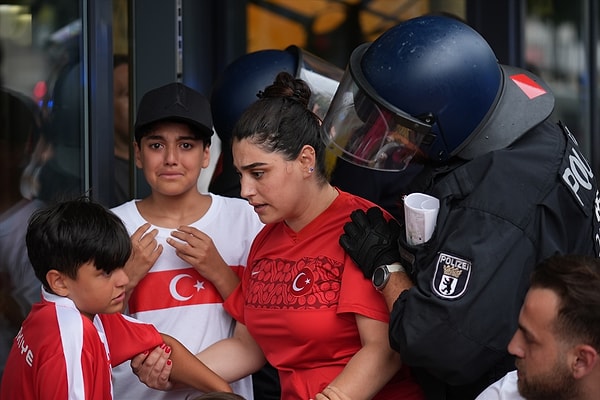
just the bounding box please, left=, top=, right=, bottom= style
left=1, top=294, right=162, bottom=400
left=225, top=190, right=423, bottom=400
left=128, top=267, right=224, bottom=313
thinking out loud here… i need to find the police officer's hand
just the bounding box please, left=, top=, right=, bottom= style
left=339, top=207, right=402, bottom=279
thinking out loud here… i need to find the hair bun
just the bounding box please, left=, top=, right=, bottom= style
left=256, top=71, right=311, bottom=108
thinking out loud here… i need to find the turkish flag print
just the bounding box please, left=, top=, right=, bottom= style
left=128, top=268, right=223, bottom=313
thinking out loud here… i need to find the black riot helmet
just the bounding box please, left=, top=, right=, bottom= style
left=211, top=45, right=343, bottom=144
left=321, top=15, right=555, bottom=171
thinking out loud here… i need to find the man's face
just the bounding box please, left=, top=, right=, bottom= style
left=507, top=288, right=578, bottom=400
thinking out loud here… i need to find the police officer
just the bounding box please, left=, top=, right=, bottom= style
left=325, top=15, right=600, bottom=400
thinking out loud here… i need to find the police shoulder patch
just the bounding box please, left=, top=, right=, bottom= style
left=560, top=123, right=595, bottom=214
left=432, top=252, right=472, bottom=300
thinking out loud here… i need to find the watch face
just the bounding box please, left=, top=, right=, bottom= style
left=372, top=266, right=386, bottom=287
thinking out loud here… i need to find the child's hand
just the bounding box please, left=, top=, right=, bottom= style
left=125, top=223, right=163, bottom=290
left=131, top=344, right=173, bottom=391
left=167, top=226, right=239, bottom=299
left=168, top=226, right=225, bottom=280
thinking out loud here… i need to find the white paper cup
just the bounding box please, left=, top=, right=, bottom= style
left=404, top=193, right=440, bottom=245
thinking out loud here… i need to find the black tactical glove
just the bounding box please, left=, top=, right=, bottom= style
left=339, top=207, right=402, bottom=279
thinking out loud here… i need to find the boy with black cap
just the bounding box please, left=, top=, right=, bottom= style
left=110, top=82, right=263, bottom=400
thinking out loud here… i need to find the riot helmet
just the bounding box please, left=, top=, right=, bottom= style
left=211, top=45, right=343, bottom=144
left=321, top=15, right=555, bottom=171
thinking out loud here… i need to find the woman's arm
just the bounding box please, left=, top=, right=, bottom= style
left=315, top=315, right=401, bottom=400
left=196, top=322, right=266, bottom=382
left=132, top=323, right=265, bottom=390
left=160, top=333, right=233, bottom=393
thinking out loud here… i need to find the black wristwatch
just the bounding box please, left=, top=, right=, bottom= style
left=372, top=264, right=406, bottom=291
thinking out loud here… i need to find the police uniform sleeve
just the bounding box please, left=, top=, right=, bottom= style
left=389, top=208, right=530, bottom=386
left=387, top=121, right=600, bottom=387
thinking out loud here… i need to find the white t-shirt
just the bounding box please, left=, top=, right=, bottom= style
left=475, top=370, right=524, bottom=400
left=111, top=194, right=263, bottom=400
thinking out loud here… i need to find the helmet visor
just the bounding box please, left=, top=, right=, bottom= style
left=291, top=46, right=344, bottom=120
left=321, top=68, right=430, bottom=171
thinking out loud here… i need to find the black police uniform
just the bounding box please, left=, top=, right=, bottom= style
left=389, top=119, right=600, bottom=399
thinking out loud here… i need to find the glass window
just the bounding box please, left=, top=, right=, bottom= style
left=112, top=0, right=132, bottom=206
left=247, top=0, right=466, bottom=69
left=525, top=1, right=592, bottom=158
left=2, top=3, right=84, bottom=203
left=0, top=1, right=84, bottom=379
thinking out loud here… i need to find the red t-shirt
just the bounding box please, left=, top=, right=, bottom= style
left=225, top=189, right=423, bottom=400
left=0, top=289, right=163, bottom=400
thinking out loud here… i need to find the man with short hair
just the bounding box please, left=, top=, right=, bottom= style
left=476, top=254, right=600, bottom=400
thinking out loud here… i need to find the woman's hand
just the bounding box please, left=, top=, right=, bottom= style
left=130, top=345, right=173, bottom=391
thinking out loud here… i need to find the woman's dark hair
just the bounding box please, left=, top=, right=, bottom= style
left=25, top=197, right=131, bottom=291
left=232, top=71, right=327, bottom=182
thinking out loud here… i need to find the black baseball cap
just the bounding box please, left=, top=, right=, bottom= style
left=134, top=82, right=213, bottom=143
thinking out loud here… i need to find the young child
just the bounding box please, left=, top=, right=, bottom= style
left=0, top=197, right=232, bottom=399
left=110, top=82, right=263, bottom=399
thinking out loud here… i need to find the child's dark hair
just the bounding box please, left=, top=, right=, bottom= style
left=25, top=197, right=132, bottom=291
left=231, top=71, right=327, bottom=183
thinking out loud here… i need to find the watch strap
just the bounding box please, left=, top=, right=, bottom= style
left=386, top=264, right=406, bottom=273
left=373, top=263, right=406, bottom=291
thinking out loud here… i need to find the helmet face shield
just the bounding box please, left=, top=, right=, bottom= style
left=293, top=46, right=344, bottom=120
left=322, top=67, right=430, bottom=171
